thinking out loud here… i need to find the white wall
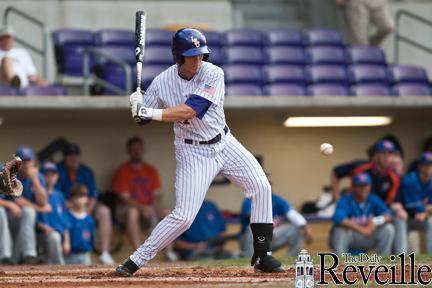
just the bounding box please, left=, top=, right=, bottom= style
left=382, top=1, right=432, bottom=77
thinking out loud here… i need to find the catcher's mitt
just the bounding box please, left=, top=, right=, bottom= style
left=0, top=156, right=23, bottom=197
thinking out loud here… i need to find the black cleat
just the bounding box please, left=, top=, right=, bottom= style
left=114, top=258, right=139, bottom=277
left=254, top=255, right=285, bottom=273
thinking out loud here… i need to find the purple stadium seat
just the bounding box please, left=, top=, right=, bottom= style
left=351, top=84, right=392, bottom=96
left=393, top=83, right=432, bottom=96
left=99, top=64, right=137, bottom=95
left=23, top=85, right=66, bottom=96
left=143, top=46, right=173, bottom=65
left=308, top=84, right=349, bottom=96
left=349, top=65, right=390, bottom=84
left=92, top=46, right=137, bottom=95
left=266, top=29, right=303, bottom=46
left=265, top=47, right=305, bottom=65
left=142, top=65, right=169, bottom=89
left=224, top=29, right=264, bottom=46
left=93, top=46, right=135, bottom=65
left=0, top=86, right=18, bottom=96
left=204, top=31, right=222, bottom=47
left=306, top=46, right=346, bottom=65
left=52, top=29, right=94, bottom=45
left=223, top=64, right=262, bottom=84
left=207, top=47, right=223, bottom=65
left=302, top=29, right=342, bottom=46
left=306, top=65, right=348, bottom=84
left=346, top=46, right=386, bottom=65
left=263, top=84, right=306, bottom=96
left=95, top=29, right=134, bottom=47
left=224, top=47, right=265, bottom=65
left=226, top=84, right=262, bottom=96
left=263, top=65, right=305, bottom=84
left=146, top=29, right=172, bottom=46
left=389, top=65, right=429, bottom=83
left=52, top=29, right=95, bottom=76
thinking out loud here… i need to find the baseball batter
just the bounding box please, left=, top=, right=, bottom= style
left=115, top=28, right=283, bottom=276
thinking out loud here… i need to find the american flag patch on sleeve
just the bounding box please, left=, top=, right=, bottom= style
left=203, top=84, right=216, bottom=96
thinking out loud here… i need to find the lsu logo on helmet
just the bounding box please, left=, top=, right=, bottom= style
left=191, top=36, right=200, bottom=48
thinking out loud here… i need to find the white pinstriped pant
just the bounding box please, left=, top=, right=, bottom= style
left=130, top=132, right=273, bottom=267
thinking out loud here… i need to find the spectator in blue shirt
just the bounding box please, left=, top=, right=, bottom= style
left=331, top=173, right=395, bottom=255
left=65, top=184, right=96, bottom=265
left=400, top=152, right=432, bottom=253
left=37, top=162, right=70, bottom=264
left=12, top=146, right=50, bottom=264
left=174, top=200, right=232, bottom=260
left=239, top=193, right=312, bottom=257
left=56, top=142, right=113, bottom=264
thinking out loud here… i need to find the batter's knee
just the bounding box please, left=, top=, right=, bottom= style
left=170, top=209, right=195, bottom=231
left=251, top=177, right=272, bottom=197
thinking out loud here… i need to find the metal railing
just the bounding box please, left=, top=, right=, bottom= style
left=3, top=6, right=48, bottom=78
left=83, top=48, right=133, bottom=96
left=394, top=9, right=432, bottom=64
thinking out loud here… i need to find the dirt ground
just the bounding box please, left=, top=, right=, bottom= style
left=0, top=263, right=295, bottom=288
left=2, top=258, right=431, bottom=287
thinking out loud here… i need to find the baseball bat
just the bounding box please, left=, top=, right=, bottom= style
left=135, top=10, right=146, bottom=94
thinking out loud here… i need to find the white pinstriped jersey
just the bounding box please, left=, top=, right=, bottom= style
left=143, top=62, right=226, bottom=142
left=130, top=60, right=273, bottom=268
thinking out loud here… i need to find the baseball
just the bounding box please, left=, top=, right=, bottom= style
left=320, top=143, right=334, bottom=156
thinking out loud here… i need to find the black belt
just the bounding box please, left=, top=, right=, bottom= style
left=184, top=126, right=229, bottom=145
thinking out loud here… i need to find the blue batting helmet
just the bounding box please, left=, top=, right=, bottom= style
left=171, top=28, right=210, bottom=65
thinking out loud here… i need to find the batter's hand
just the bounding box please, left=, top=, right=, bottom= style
left=129, top=90, right=143, bottom=107
left=133, top=104, right=155, bottom=123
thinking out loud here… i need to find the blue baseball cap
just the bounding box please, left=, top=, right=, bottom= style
left=374, top=140, right=397, bottom=153
left=419, top=152, right=432, bottom=165
left=63, top=143, right=81, bottom=156
left=15, top=146, right=34, bottom=161
left=41, top=161, right=58, bottom=174
left=352, top=173, right=372, bottom=186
